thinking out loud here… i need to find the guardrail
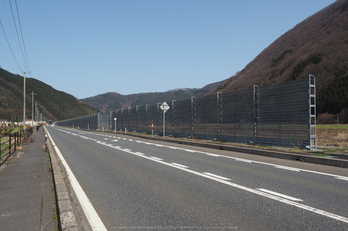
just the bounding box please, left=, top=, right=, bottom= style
left=0, top=128, right=33, bottom=166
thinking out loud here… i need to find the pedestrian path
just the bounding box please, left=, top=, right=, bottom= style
left=0, top=127, right=57, bottom=230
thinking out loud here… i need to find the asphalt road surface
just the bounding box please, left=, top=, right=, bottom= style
left=46, top=126, right=348, bottom=230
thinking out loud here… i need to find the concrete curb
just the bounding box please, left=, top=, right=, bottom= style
left=120, top=132, right=348, bottom=168
left=46, top=130, right=79, bottom=231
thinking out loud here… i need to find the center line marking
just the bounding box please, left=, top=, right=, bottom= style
left=257, top=188, right=303, bottom=202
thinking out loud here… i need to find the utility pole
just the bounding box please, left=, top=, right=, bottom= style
left=35, top=102, right=38, bottom=121
left=22, top=68, right=31, bottom=132
left=31, top=91, right=37, bottom=127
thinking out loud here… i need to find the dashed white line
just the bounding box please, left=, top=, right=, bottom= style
left=275, top=166, right=300, bottom=172
left=150, top=156, right=163, bottom=161
left=335, top=176, right=348, bottom=181
left=203, top=172, right=231, bottom=181
left=171, top=163, right=189, bottom=168
left=207, top=153, right=220, bottom=157
left=234, top=158, right=252, bottom=163
left=257, top=188, right=303, bottom=202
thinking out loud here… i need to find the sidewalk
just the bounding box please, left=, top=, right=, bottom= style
left=0, top=127, right=57, bottom=230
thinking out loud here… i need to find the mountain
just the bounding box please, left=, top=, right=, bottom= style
left=81, top=80, right=225, bottom=113
left=0, top=68, right=99, bottom=122
left=210, top=0, right=348, bottom=123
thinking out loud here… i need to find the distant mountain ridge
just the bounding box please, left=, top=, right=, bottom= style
left=81, top=80, right=225, bottom=113
left=0, top=68, right=99, bottom=121
left=209, top=0, right=348, bottom=122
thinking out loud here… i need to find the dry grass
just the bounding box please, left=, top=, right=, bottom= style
left=317, top=124, right=348, bottom=147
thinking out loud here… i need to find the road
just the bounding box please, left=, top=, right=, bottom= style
left=46, top=126, right=348, bottom=230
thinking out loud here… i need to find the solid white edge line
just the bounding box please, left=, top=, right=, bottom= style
left=257, top=188, right=303, bottom=202
left=45, top=128, right=107, bottom=231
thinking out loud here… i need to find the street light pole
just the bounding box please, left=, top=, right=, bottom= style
left=114, top=117, right=117, bottom=133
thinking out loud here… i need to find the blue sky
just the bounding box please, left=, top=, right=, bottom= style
left=1, top=0, right=336, bottom=99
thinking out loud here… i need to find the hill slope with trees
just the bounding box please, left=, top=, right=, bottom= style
left=210, top=0, right=348, bottom=123
left=0, top=68, right=99, bottom=122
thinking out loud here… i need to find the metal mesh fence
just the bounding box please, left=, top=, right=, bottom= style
left=56, top=76, right=316, bottom=149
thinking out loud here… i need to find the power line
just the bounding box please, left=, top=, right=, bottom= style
left=0, top=20, right=22, bottom=71
left=14, top=0, right=31, bottom=72
left=8, top=0, right=30, bottom=73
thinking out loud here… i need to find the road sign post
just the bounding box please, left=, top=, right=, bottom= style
left=160, top=102, right=170, bottom=139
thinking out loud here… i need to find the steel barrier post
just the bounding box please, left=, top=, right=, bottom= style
left=309, top=75, right=317, bottom=150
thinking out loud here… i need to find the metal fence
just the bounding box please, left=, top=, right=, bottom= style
left=0, top=128, right=33, bottom=166
left=56, top=76, right=317, bottom=150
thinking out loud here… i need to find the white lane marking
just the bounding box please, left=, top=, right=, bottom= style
left=55, top=128, right=348, bottom=223
left=185, top=149, right=196, bottom=153
left=335, top=176, right=348, bottom=181
left=90, top=138, right=348, bottom=224
left=45, top=128, right=107, bottom=231
left=155, top=144, right=163, bottom=147
left=171, top=163, right=189, bottom=168
left=150, top=156, right=163, bottom=161
left=135, top=152, right=145, bottom=156
left=275, top=166, right=300, bottom=172
left=203, top=172, right=231, bottom=181
left=257, top=188, right=303, bottom=202
left=122, top=138, right=127, bottom=140
left=129, top=139, right=133, bottom=141
left=205, top=153, right=220, bottom=157
left=127, top=137, right=348, bottom=182
left=234, top=158, right=252, bottom=163
left=113, top=139, right=118, bottom=142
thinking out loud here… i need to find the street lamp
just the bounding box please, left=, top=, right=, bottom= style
left=114, top=117, right=117, bottom=133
